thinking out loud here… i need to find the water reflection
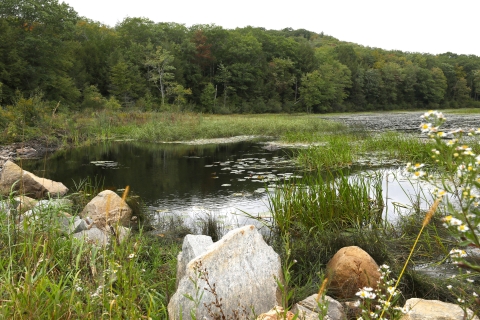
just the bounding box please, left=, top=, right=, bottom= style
left=22, top=141, right=297, bottom=230
left=22, top=141, right=435, bottom=231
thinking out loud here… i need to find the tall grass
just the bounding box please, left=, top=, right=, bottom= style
left=0, top=191, right=179, bottom=319
left=294, top=135, right=357, bottom=170
left=268, top=171, right=384, bottom=235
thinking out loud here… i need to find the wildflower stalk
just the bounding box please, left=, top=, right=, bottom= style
left=379, top=197, right=441, bottom=319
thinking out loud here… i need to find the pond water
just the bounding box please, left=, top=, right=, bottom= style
left=22, top=141, right=435, bottom=232
left=22, top=141, right=301, bottom=231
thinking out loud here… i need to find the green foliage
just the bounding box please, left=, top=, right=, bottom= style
left=200, top=83, right=216, bottom=113
left=0, top=194, right=179, bottom=318
left=81, top=84, right=106, bottom=109
left=268, top=172, right=384, bottom=235
left=1, top=1, right=480, bottom=115
left=300, top=62, right=351, bottom=113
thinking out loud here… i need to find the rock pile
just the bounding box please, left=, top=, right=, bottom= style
left=0, top=160, right=133, bottom=245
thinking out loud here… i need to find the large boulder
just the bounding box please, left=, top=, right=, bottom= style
left=0, top=160, right=68, bottom=198
left=80, top=190, right=132, bottom=229
left=326, top=246, right=381, bottom=299
left=291, top=294, right=346, bottom=320
left=400, top=298, right=479, bottom=320
left=175, top=234, right=213, bottom=287
left=168, top=225, right=282, bottom=320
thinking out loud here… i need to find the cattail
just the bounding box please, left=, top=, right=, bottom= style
left=121, top=185, right=130, bottom=202
left=316, top=277, right=329, bottom=302
left=423, top=197, right=441, bottom=227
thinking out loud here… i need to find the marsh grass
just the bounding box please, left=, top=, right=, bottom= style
left=294, top=135, right=356, bottom=169
left=131, top=113, right=349, bottom=142
left=294, top=131, right=439, bottom=172
left=268, top=171, right=384, bottom=235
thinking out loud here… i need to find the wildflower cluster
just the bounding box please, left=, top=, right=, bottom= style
left=407, top=110, right=480, bottom=313
left=354, top=264, right=406, bottom=320
left=407, top=111, right=480, bottom=270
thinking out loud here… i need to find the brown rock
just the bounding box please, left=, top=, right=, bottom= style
left=14, top=195, right=38, bottom=213
left=0, top=160, right=68, bottom=198
left=326, top=246, right=381, bottom=299
left=80, top=190, right=132, bottom=228
left=400, top=298, right=479, bottom=320
left=257, top=306, right=295, bottom=320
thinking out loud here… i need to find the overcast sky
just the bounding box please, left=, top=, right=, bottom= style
left=63, top=0, right=479, bottom=56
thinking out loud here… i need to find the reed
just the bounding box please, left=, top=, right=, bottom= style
left=268, top=171, right=384, bottom=235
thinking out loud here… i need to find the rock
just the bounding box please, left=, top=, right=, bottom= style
left=20, top=198, right=73, bottom=223
left=73, top=226, right=110, bottom=245
left=0, top=160, right=68, bottom=198
left=0, top=199, right=13, bottom=215
left=175, top=234, right=213, bottom=287
left=59, top=215, right=89, bottom=234
left=400, top=298, right=479, bottom=320
left=35, top=198, right=72, bottom=210
left=80, top=190, right=132, bottom=229
left=14, top=195, right=37, bottom=213
left=257, top=306, right=295, bottom=320
left=291, top=294, right=346, bottom=320
left=326, top=246, right=381, bottom=299
left=168, top=225, right=282, bottom=320
left=111, top=225, right=131, bottom=243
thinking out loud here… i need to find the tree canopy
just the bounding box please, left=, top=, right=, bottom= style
left=1, top=1, right=480, bottom=113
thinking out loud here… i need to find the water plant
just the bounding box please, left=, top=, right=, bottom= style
left=267, top=171, right=384, bottom=235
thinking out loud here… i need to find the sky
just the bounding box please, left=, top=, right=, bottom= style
left=63, top=0, right=479, bottom=56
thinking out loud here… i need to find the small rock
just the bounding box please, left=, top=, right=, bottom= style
left=400, top=298, right=479, bottom=320
left=73, top=227, right=109, bottom=245
left=257, top=306, right=295, bottom=320
left=291, top=294, right=346, bottom=320
left=80, top=190, right=132, bottom=228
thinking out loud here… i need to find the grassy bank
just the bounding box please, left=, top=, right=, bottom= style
left=1, top=109, right=479, bottom=318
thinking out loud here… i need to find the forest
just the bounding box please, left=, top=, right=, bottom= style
left=1, top=0, right=480, bottom=114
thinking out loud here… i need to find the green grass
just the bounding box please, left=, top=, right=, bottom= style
left=0, top=188, right=181, bottom=319
left=2, top=108, right=480, bottom=318
left=292, top=131, right=442, bottom=171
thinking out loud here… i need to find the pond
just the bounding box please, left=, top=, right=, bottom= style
left=22, top=140, right=435, bottom=232
left=22, top=140, right=301, bottom=231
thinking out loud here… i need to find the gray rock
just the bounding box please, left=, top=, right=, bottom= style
left=73, top=227, right=110, bottom=245
left=168, top=225, right=282, bottom=320
left=400, top=298, right=479, bottom=320
left=291, top=294, right=346, bottom=320
left=59, top=215, right=89, bottom=234
left=35, top=198, right=72, bottom=211
left=176, top=234, right=213, bottom=287
left=0, top=199, right=13, bottom=213
left=19, top=199, right=73, bottom=223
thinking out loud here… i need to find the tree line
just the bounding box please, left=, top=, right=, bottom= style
left=1, top=0, right=480, bottom=114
